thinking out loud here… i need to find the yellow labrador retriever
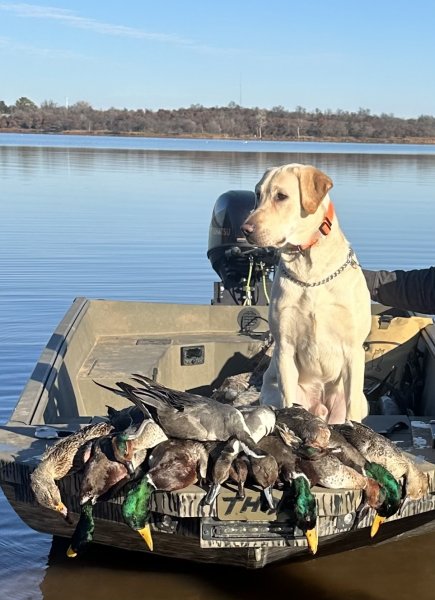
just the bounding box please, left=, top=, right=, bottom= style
left=241, top=164, right=371, bottom=423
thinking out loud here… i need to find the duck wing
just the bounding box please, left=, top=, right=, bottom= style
left=131, top=373, right=200, bottom=410
left=276, top=406, right=331, bottom=448
left=333, top=421, right=408, bottom=477
left=327, top=429, right=367, bottom=475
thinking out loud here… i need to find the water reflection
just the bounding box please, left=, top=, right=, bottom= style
left=1, top=141, right=435, bottom=599
left=37, top=531, right=435, bottom=600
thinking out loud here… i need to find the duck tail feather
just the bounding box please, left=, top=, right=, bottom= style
left=130, top=378, right=186, bottom=412
left=131, top=373, right=154, bottom=385
left=116, top=382, right=167, bottom=414
left=93, top=380, right=128, bottom=397
left=131, top=374, right=190, bottom=411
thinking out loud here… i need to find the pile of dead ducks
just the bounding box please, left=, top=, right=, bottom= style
left=29, top=373, right=430, bottom=558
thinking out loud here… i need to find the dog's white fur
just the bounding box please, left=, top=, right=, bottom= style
left=242, top=164, right=371, bottom=423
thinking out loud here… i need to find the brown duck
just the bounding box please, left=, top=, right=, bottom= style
left=276, top=405, right=331, bottom=448
left=146, top=439, right=209, bottom=491
left=278, top=424, right=388, bottom=526
left=30, top=421, right=113, bottom=519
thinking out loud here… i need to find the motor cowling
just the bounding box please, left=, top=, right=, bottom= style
left=207, top=190, right=277, bottom=305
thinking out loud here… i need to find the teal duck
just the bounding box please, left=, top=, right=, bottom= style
left=113, top=417, right=168, bottom=475
left=204, top=439, right=278, bottom=510
left=30, top=421, right=113, bottom=519
left=229, top=456, right=249, bottom=499
left=248, top=452, right=279, bottom=510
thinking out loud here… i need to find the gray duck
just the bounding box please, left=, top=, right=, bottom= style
left=97, top=374, right=265, bottom=457
left=240, top=405, right=276, bottom=443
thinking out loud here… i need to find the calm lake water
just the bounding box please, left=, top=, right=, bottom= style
left=1, top=134, right=435, bottom=599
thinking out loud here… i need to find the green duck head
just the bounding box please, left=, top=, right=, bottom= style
left=67, top=502, right=94, bottom=558
left=364, top=462, right=401, bottom=537
left=112, top=433, right=135, bottom=474
left=122, top=475, right=155, bottom=551
left=291, top=474, right=318, bottom=554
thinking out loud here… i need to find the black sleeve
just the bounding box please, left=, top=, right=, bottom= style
left=362, top=267, right=435, bottom=314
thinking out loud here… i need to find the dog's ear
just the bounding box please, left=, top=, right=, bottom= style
left=297, top=166, right=333, bottom=214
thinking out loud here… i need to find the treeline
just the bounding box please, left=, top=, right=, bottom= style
left=1, top=97, right=435, bottom=142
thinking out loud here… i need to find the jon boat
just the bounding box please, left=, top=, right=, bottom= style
left=1, top=191, right=435, bottom=569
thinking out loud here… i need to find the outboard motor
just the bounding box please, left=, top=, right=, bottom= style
left=207, top=190, right=278, bottom=305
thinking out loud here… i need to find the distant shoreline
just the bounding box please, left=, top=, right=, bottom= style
left=1, top=128, right=435, bottom=146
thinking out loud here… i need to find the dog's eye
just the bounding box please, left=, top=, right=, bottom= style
left=254, top=191, right=261, bottom=207
left=276, top=193, right=288, bottom=202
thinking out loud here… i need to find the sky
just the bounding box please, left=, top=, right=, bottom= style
left=1, top=0, right=435, bottom=117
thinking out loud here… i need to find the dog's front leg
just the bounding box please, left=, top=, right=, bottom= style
left=264, top=342, right=299, bottom=408
left=259, top=354, right=281, bottom=407
left=343, top=346, right=369, bottom=422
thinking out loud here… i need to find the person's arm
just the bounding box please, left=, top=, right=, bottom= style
left=362, top=267, right=435, bottom=314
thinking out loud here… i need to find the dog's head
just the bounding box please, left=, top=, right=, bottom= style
left=241, top=163, right=333, bottom=248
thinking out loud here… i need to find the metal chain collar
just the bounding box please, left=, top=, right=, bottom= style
left=279, top=248, right=360, bottom=288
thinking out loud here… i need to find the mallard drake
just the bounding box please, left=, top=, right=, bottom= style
left=276, top=406, right=331, bottom=448
left=97, top=374, right=264, bottom=457
left=258, top=434, right=318, bottom=554
left=333, top=421, right=430, bottom=502
left=122, top=475, right=154, bottom=551
left=30, top=421, right=113, bottom=519
left=66, top=502, right=95, bottom=558
left=122, top=439, right=209, bottom=552
left=112, top=417, right=168, bottom=475
left=79, top=434, right=143, bottom=505
left=328, top=428, right=402, bottom=536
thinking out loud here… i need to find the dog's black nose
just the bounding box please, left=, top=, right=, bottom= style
left=241, top=223, right=255, bottom=237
